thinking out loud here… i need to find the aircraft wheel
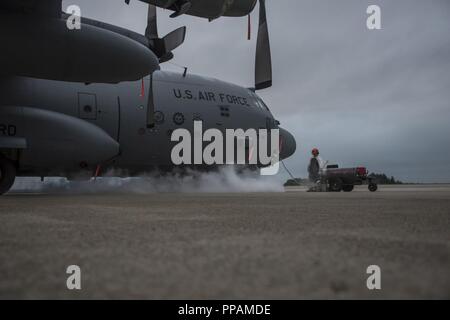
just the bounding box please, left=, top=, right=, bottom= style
left=0, top=155, right=16, bottom=195
left=342, top=185, right=354, bottom=192
left=368, top=183, right=378, bottom=192
left=328, top=179, right=343, bottom=192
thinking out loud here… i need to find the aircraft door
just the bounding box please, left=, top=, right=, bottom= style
left=78, top=93, right=97, bottom=120
left=77, top=91, right=120, bottom=141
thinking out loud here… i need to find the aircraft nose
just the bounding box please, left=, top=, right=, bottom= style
left=279, top=127, right=297, bottom=160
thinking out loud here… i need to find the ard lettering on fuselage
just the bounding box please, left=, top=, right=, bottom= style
left=0, top=124, right=17, bottom=137
left=173, top=88, right=251, bottom=107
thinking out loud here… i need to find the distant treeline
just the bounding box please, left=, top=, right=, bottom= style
left=284, top=173, right=402, bottom=186
left=368, top=173, right=403, bottom=184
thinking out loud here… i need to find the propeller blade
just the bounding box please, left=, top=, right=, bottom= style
left=255, top=0, right=272, bottom=90
left=146, top=76, right=155, bottom=128
left=247, top=14, right=251, bottom=40
left=151, top=27, right=186, bottom=62
left=145, top=4, right=186, bottom=62
left=144, top=5, right=158, bottom=128
left=145, top=4, right=158, bottom=39
left=162, top=26, right=187, bottom=53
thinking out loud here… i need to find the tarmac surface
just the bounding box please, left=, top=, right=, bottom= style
left=0, top=184, right=449, bottom=299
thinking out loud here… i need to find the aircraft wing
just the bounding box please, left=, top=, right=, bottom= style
left=0, top=0, right=62, bottom=18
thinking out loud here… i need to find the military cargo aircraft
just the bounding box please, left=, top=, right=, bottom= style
left=0, top=72, right=296, bottom=195
left=1, top=0, right=273, bottom=123
left=0, top=0, right=295, bottom=195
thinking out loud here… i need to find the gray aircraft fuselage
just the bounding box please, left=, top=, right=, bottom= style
left=0, top=71, right=296, bottom=179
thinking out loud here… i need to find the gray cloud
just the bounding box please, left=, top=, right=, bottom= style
left=64, top=0, right=450, bottom=182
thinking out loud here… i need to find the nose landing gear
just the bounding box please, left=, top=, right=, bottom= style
left=0, top=155, right=16, bottom=195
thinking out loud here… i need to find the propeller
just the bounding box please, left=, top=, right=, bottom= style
left=254, top=0, right=272, bottom=90
left=132, top=0, right=272, bottom=90
left=125, top=0, right=187, bottom=128
left=145, top=4, right=172, bottom=63
left=145, top=2, right=158, bottom=40
left=125, top=0, right=187, bottom=63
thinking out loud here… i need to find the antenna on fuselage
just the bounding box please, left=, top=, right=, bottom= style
left=167, top=61, right=189, bottom=78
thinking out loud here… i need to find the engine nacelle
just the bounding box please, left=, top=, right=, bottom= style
left=144, top=0, right=257, bottom=18
left=0, top=14, right=160, bottom=83
left=0, top=106, right=120, bottom=172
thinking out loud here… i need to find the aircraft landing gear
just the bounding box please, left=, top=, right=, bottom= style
left=0, top=155, right=16, bottom=195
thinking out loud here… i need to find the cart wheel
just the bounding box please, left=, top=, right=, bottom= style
left=328, top=179, right=343, bottom=192
left=368, top=183, right=378, bottom=192
left=342, top=185, right=354, bottom=192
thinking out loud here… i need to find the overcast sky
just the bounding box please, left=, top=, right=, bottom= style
left=63, top=0, right=450, bottom=182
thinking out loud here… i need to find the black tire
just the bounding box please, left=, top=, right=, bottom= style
left=342, top=185, right=354, bottom=192
left=328, top=178, right=343, bottom=192
left=368, top=183, right=378, bottom=192
left=0, top=156, right=16, bottom=195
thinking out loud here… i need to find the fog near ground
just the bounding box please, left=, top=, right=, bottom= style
left=11, top=167, right=284, bottom=193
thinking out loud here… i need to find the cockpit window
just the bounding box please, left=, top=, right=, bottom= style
left=250, top=91, right=271, bottom=113
left=258, top=97, right=271, bottom=112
